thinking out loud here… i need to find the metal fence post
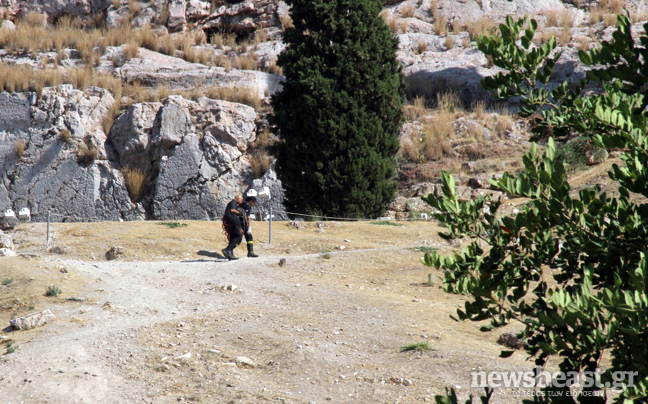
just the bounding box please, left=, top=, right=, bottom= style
left=46, top=210, right=50, bottom=248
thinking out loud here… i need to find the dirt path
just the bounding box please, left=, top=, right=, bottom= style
left=1, top=221, right=531, bottom=404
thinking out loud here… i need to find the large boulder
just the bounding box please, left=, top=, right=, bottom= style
left=0, top=86, right=140, bottom=222
left=109, top=47, right=284, bottom=100
left=109, top=95, right=260, bottom=220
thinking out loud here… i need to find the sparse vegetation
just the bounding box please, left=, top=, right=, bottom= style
left=5, top=342, right=17, bottom=354
left=158, top=222, right=188, bottom=229
left=400, top=342, right=434, bottom=352
left=408, top=246, right=436, bottom=254
left=14, top=140, right=25, bottom=158
left=2, top=278, right=13, bottom=286
left=58, top=129, right=72, bottom=143
left=122, top=167, right=147, bottom=201
left=45, top=285, right=62, bottom=297
left=400, top=4, right=416, bottom=18
left=370, top=221, right=400, bottom=226
left=76, top=142, right=98, bottom=166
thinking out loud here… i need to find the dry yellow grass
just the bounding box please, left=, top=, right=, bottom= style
left=203, top=86, right=262, bottom=111
left=254, top=26, right=267, bottom=44
left=462, top=36, right=471, bottom=48
left=601, top=0, right=624, bottom=14
left=433, top=14, right=448, bottom=35
left=233, top=53, right=259, bottom=70
left=466, top=15, right=495, bottom=39
left=249, top=150, right=273, bottom=179
left=59, top=129, right=72, bottom=143
left=416, top=40, right=428, bottom=54
left=560, top=9, right=576, bottom=28
left=76, top=142, right=98, bottom=166
left=422, top=116, right=453, bottom=160
left=14, top=140, right=25, bottom=158
left=558, top=26, right=571, bottom=45
left=122, top=167, right=147, bottom=201
left=404, top=95, right=427, bottom=121
left=428, top=0, right=437, bottom=18
left=445, top=35, right=454, bottom=50
left=279, top=14, right=293, bottom=31
left=400, top=4, right=416, bottom=18
left=545, top=9, right=560, bottom=27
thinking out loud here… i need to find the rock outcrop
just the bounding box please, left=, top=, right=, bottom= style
left=0, top=86, right=284, bottom=222
left=0, top=85, right=140, bottom=222
left=108, top=94, right=285, bottom=220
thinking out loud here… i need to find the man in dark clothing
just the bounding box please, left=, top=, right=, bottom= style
left=222, top=194, right=244, bottom=260
left=240, top=196, right=259, bottom=258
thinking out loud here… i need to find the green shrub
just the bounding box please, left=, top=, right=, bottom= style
left=45, top=285, right=62, bottom=297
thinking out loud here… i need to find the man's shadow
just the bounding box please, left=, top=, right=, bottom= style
left=196, top=250, right=226, bottom=260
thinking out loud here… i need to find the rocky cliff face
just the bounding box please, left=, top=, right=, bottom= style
left=0, top=0, right=645, bottom=222
left=0, top=86, right=284, bottom=222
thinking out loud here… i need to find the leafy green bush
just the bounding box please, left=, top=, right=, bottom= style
left=426, top=15, right=648, bottom=403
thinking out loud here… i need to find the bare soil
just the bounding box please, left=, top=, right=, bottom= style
left=0, top=218, right=540, bottom=404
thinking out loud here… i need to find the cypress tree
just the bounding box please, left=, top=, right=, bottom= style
left=270, top=0, right=404, bottom=218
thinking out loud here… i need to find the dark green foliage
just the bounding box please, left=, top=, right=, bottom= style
left=400, top=342, right=435, bottom=352
left=158, top=221, right=188, bottom=229
left=409, top=246, right=436, bottom=253
left=555, top=137, right=607, bottom=173
left=429, top=15, right=648, bottom=403
left=270, top=0, right=404, bottom=218
left=45, top=285, right=62, bottom=297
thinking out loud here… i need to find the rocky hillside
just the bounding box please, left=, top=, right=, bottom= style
left=0, top=0, right=646, bottom=221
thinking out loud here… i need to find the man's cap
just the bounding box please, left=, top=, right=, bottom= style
left=245, top=196, right=257, bottom=203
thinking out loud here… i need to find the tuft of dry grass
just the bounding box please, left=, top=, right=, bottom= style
left=600, top=0, right=624, bottom=14
left=249, top=151, right=273, bottom=179
left=437, top=91, right=462, bottom=113
left=398, top=20, right=409, bottom=34
left=122, top=167, right=147, bottom=201
left=428, top=0, right=437, bottom=18
left=445, top=35, right=454, bottom=50
left=113, top=0, right=121, bottom=9
left=466, top=15, right=495, bottom=39
left=491, top=107, right=514, bottom=138
left=203, top=86, right=262, bottom=111
left=545, top=10, right=560, bottom=27
left=462, top=36, right=471, bottom=48
left=558, top=27, right=571, bottom=45
left=400, top=4, right=416, bottom=18
left=76, top=142, right=98, bottom=166
left=231, top=53, right=259, bottom=70
left=14, top=140, right=25, bottom=158
left=59, top=129, right=72, bottom=143
left=280, top=14, right=293, bottom=31
left=254, top=26, right=267, bottom=44
left=422, top=116, right=453, bottom=160
left=471, top=100, right=487, bottom=120
left=433, top=14, right=448, bottom=36
left=404, top=95, right=428, bottom=121
left=560, top=9, right=576, bottom=28
left=416, top=40, right=428, bottom=54
left=124, top=41, right=140, bottom=60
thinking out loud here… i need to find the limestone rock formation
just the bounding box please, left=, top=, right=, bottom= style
left=0, top=85, right=140, bottom=222
left=0, top=86, right=284, bottom=222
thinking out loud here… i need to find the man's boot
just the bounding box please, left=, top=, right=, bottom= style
left=222, top=248, right=239, bottom=260
left=247, top=243, right=259, bottom=258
